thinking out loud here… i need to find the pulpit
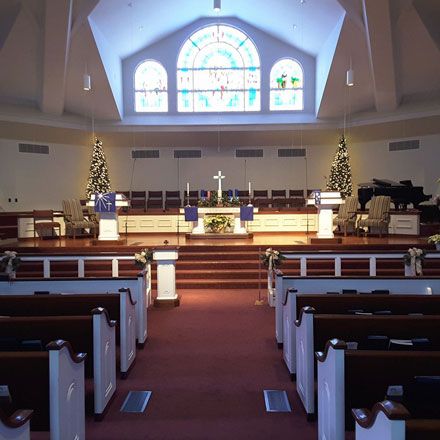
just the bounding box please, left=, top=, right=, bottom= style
left=87, top=193, right=130, bottom=241
left=153, top=246, right=180, bottom=307
left=307, top=191, right=343, bottom=239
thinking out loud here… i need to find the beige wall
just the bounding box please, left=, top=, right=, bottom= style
left=0, top=131, right=438, bottom=211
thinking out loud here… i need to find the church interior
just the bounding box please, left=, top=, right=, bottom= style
left=0, top=0, right=440, bottom=439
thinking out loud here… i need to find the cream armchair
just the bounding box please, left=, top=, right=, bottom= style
left=62, top=199, right=99, bottom=239
left=357, top=196, right=391, bottom=237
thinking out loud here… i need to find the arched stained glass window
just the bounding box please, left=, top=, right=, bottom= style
left=135, top=60, right=168, bottom=112
left=177, top=25, right=260, bottom=112
left=270, top=58, right=304, bottom=111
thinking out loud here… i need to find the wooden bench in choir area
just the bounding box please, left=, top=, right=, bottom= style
left=294, top=309, right=440, bottom=421
left=0, top=288, right=136, bottom=378
left=352, top=399, right=440, bottom=440
left=0, top=307, right=116, bottom=419
left=0, top=340, right=86, bottom=440
left=280, top=291, right=440, bottom=377
left=0, top=407, right=33, bottom=440
left=315, top=339, right=440, bottom=440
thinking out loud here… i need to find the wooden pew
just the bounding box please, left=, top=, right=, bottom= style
left=352, top=400, right=440, bottom=440
left=0, top=308, right=116, bottom=418
left=274, top=272, right=440, bottom=348
left=295, top=310, right=440, bottom=420
left=282, top=291, right=440, bottom=377
left=315, top=339, right=440, bottom=440
left=0, top=289, right=136, bottom=378
left=0, top=275, right=148, bottom=346
left=0, top=408, right=33, bottom=440
left=0, top=340, right=85, bottom=440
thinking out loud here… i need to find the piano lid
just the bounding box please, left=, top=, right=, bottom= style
left=358, top=179, right=406, bottom=187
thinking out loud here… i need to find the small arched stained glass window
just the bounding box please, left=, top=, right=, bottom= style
left=134, top=60, right=168, bottom=112
left=177, top=24, right=260, bottom=112
left=270, top=58, right=304, bottom=111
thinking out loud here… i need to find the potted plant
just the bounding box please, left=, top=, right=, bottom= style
left=428, top=234, right=440, bottom=251
left=203, top=214, right=232, bottom=233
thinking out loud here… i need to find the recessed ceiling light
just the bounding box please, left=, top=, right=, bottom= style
left=139, top=25, right=144, bottom=31
left=292, top=24, right=297, bottom=30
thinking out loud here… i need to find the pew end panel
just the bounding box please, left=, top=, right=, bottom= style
left=135, top=273, right=148, bottom=346
left=316, top=339, right=347, bottom=440
left=282, top=287, right=298, bottom=378
left=92, top=308, right=117, bottom=419
left=48, top=340, right=86, bottom=440
left=275, top=270, right=284, bottom=347
left=118, top=289, right=136, bottom=379
left=295, top=306, right=316, bottom=418
left=0, top=409, right=33, bottom=440
left=352, top=400, right=409, bottom=440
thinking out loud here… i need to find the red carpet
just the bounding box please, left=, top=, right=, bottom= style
left=83, top=290, right=317, bottom=439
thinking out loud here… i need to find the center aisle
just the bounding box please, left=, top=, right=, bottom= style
left=86, top=290, right=317, bottom=439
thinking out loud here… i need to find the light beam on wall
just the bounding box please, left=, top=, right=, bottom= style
left=83, top=74, right=92, bottom=91
left=346, top=68, right=354, bottom=87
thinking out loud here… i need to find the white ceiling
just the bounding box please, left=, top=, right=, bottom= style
left=0, top=0, right=439, bottom=131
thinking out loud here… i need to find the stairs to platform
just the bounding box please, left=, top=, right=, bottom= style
left=15, top=245, right=440, bottom=289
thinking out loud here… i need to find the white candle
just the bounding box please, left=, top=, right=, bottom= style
left=186, top=182, right=189, bottom=196
left=248, top=181, right=251, bottom=194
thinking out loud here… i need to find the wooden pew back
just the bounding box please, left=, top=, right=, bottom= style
left=296, top=294, right=440, bottom=319
left=313, top=314, right=440, bottom=350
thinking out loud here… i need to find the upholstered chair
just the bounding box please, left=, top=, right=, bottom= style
left=333, top=196, right=358, bottom=236
left=357, top=196, right=391, bottom=237
left=62, top=199, right=99, bottom=239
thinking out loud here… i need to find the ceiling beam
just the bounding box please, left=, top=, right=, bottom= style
left=71, top=0, right=100, bottom=38
left=362, top=0, right=399, bottom=112
left=40, top=0, right=73, bottom=115
left=336, top=0, right=364, bottom=32
left=0, top=2, right=21, bottom=52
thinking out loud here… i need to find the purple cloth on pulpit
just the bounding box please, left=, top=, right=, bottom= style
left=184, top=206, right=198, bottom=221
left=240, top=205, right=254, bottom=221
left=94, top=192, right=116, bottom=212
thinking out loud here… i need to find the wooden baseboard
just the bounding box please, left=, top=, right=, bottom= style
left=154, top=296, right=180, bottom=308
left=310, top=237, right=342, bottom=244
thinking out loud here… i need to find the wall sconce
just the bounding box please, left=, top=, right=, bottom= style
left=83, top=73, right=91, bottom=91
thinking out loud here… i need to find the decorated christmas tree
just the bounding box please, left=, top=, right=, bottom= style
left=86, top=138, right=111, bottom=198
left=326, top=136, right=353, bottom=198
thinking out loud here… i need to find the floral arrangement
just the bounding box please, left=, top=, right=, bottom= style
left=428, top=234, right=440, bottom=244
left=260, top=248, right=285, bottom=271
left=134, top=248, right=153, bottom=269
left=198, top=192, right=240, bottom=208
left=403, top=247, right=426, bottom=276
left=0, top=251, right=20, bottom=280
left=203, top=214, right=232, bottom=233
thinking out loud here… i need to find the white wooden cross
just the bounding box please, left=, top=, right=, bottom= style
left=213, top=170, right=225, bottom=199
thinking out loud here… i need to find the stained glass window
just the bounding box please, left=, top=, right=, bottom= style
left=135, top=60, right=168, bottom=112
left=177, top=25, right=260, bottom=112
left=270, top=58, right=304, bottom=111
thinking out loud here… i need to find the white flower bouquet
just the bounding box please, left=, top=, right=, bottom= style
left=134, top=248, right=153, bottom=269
left=403, top=247, right=426, bottom=276
left=260, top=248, right=285, bottom=271
left=0, top=251, right=20, bottom=280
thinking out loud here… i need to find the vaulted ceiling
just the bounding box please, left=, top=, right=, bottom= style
left=0, top=0, right=439, bottom=131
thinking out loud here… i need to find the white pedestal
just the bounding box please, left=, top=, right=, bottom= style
left=316, top=207, right=335, bottom=239
left=307, top=191, right=343, bottom=239
left=153, top=248, right=179, bottom=307
left=97, top=212, right=120, bottom=240
left=181, top=207, right=258, bottom=234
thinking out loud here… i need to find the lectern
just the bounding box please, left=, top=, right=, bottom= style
left=307, top=191, right=343, bottom=239
left=153, top=246, right=180, bottom=308
left=87, top=193, right=130, bottom=241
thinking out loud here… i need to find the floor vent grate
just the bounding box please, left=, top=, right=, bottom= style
left=263, top=390, right=292, bottom=412
left=120, top=391, right=152, bottom=413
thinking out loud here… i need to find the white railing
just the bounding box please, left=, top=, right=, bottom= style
left=280, top=251, right=440, bottom=277
left=19, top=255, right=150, bottom=279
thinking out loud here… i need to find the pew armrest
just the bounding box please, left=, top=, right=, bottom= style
left=118, top=289, right=137, bottom=378
left=352, top=400, right=409, bottom=440
left=0, top=409, right=33, bottom=440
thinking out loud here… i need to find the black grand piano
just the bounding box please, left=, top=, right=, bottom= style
left=358, top=178, right=431, bottom=211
